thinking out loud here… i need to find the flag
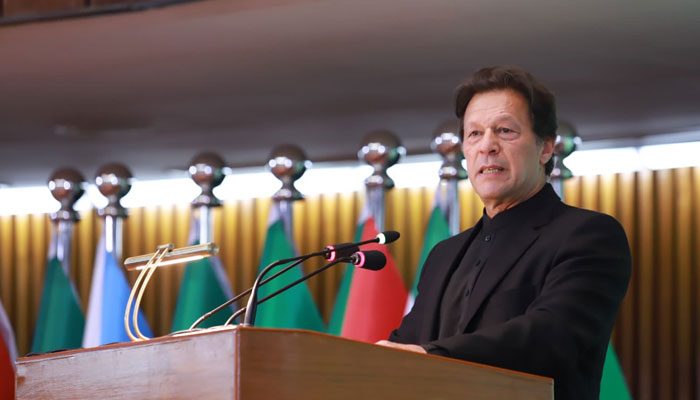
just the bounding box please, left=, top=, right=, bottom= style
left=83, top=242, right=152, bottom=347
left=327, top=223, right=362, bottom=336
left=171, top=254, right=234, bottom=331
left=404, top=205, right=451, bottom=314
left=251, top=205, right=325, bottom=331
left=330, top=206, right=408, bottom=342
left=328, top=203, right=373, bottom=335
left=600, top=342, right=632, bottom=400
left=31, top=256, right=85, bottom=353
left=0, top=300, right=17, bottom=399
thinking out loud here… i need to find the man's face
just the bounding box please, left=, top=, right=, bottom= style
left=462, top=89, right=554, bottom=215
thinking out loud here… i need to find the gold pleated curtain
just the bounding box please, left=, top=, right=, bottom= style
left=1, top=167, right=699, bottom=399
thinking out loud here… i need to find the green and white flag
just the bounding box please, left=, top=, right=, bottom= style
left=171, top=218, right=235, bottom=331
left=600, top=342, right=632, bottom=399
left=31, top=247, right=84, bottom=353
left=171, top=255, right=234, bottom=331
left=252, top=204, right=325, bottom=331
left=404, top=202, right=451, bottom=314
left=31, top=231, right=85, bottom=353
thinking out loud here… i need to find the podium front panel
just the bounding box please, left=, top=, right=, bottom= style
left=16, top=327, right=552, bottom=400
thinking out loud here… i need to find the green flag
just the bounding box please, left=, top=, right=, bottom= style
left=411, top=206, right=451, bottom=298
left=403, top=205, right=451, bottom=314
left=254, top=216, right=325, bottom=331
left=171, top=255, right=233, bottom=331
left=31, top=257, right=84, bottom=353
left=600, top=342, right=631, bottom=400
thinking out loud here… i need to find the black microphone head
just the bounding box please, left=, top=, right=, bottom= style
left=324, top=243, right=360, bottom=262
left=351, top=250, right=386, bottom=271
left=376, top=230, right=400, bottom=245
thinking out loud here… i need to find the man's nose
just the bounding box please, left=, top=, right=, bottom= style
left=478, top=129, right=500, bottom=154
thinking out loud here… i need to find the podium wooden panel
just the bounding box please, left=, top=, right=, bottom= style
left=16, top=326, right=552, bottom=399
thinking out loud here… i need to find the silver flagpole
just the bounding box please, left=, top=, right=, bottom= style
left=550, top=122, right=581, bottom=200
left=189, top=153, right=226, bottom=244
left=431, top=121, right=468, bottom=236
left=267, top=145, right=309, bottom=246
left=358, top=130, right=404, bottom=232
left=48, top=168, right=85, bottom=275
left=95, top=164, right=132, bottom=262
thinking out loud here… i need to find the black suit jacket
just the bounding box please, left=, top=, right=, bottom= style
left=390, top=184, right=631, bottom=400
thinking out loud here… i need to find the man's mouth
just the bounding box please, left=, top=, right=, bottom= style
left=480, top=167, right=504, bottom=174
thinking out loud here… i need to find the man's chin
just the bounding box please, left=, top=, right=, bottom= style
left=473, top=184, right=508, bottom=202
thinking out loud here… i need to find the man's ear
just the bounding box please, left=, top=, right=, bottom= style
left=540, top=136, right=555, bottom=165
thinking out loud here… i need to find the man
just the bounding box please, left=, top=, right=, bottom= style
left=377, top=66, right=631, bottom=400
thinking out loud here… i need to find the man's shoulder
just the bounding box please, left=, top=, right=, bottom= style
left=546, top=203, right=631, bottom=260
left=552, top=202, right=626, bottom=232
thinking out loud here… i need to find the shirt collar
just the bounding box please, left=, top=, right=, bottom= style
left=481, top=183, right=556, bottom=233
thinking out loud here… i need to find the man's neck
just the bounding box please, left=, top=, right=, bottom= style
left=484, top=180, right=547, bottom=219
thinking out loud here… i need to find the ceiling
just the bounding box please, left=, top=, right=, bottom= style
left=1, top=0, right=699, bottom=186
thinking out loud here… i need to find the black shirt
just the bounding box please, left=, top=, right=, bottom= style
left=435, top=186, right=553, bottom=341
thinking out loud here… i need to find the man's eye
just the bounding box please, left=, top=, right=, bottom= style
left=498, top=127, right=519, bottom=138
left=469, top=131, right=480, bottom=137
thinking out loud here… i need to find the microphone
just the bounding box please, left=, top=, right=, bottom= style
left=376, top=230, right=400, bottom=245
left=322, top=230, right=398, bottom=260
left=188, top=231, right=400, bottom=330
left=348, top=249, right=386, bottom=271
left=231, top=250, right=386, bottom=326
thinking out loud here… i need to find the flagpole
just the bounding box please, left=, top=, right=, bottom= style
left=268, top=145, right=308, bottom=246
left=95, top=163, right=132, bottom=262
left=550, top=122, right=580, bottom=200
left=48, top=168, right=85, bottom=275
left=170, top=153, right=235, bottom=332
left=246, top=144, right=324, bottom=331
left=34, top=168, right=87, bottom=353
left=189, top=153, right=226, bottom=244
left=431, top=122, right=468, bottom=236
left=358, top=130, right=404, bottom=232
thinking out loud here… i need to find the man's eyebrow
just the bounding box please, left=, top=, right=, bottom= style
left=465, top=115, right=521, bottom=128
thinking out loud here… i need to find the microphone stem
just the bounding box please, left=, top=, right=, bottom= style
left=226, top=256, right=350, bottom=326
left=189, top=255, right=311, bottom=330
left=190, top=237, right=383, bottom=329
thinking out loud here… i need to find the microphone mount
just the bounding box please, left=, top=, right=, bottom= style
left=231, top=250, right=386, bottom=326
left=189, top=231, right=399, bottom=330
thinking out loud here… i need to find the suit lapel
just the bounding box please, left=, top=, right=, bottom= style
left=457, top=225, right=539, bottom=332
left=457, top=187, right=559, bottom=333
left=420, top=222, right=481, bottom=341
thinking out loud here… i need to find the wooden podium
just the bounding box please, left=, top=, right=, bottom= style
left=15, top=326, right=552, bottom=399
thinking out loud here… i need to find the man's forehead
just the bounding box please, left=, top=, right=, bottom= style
left=463, top=90, right=530, bottom=125
left=464, top=112, right=519, bottom=126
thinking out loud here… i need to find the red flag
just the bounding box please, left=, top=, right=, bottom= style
left=341, top=217, right=408, bottom=342
left=0, top=341, right=13, bottom=399
left=0, top=302, right=15, bottom=399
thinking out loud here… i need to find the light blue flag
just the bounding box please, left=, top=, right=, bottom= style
left=83, top=243, right=152, bottom=347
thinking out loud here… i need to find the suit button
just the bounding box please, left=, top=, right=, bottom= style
left=484, top=235, right=491, bottom=242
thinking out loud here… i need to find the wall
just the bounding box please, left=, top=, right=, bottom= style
left=1, top=168, right=698, bottom=399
